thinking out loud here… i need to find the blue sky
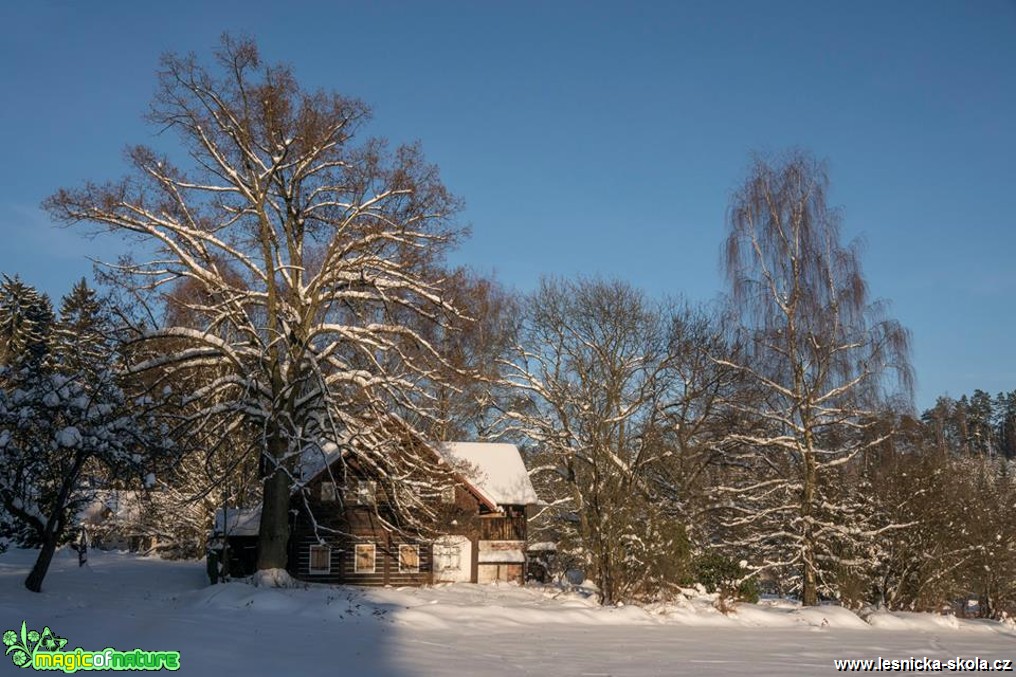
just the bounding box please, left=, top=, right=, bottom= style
left=1, top=1, right=1013, bottom=410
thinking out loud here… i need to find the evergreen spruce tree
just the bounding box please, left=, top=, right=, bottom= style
left=0, top=277, right=171, bottom=591
left=995, top=391, right=1016, bottom=460
left=0, top=274, right=54, bottom=371
left=53, top=278, right=108, bottom=378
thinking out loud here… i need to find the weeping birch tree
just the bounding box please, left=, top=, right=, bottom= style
left=44, top=36, right=467, bottom=579
left=719, top=150, right=912, bottom=605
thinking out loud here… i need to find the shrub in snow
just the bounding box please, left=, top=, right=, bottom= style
left=691, top=553, right=759, bottom=608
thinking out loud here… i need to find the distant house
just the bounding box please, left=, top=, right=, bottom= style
left=79, top=490, right=154, bottom=553
left=210, top=442, right=540, bottom=586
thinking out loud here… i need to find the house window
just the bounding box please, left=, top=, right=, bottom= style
left=356, top=480, right=376, bottom=505
left=354, top=544, right=376, bottom=574
left=345, top=479, right=377, bottom=506
left=440, top=485, right=456, bottom=504
left=320, top=481, right=337, bottom=502
left=399, top=544, right=420, bottom=573
left=308, top=545, right=331, bottom=575
left=434, top=543, right=461, bottom=572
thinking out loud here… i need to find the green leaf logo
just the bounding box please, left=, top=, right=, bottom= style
left=3, top=621, right=59, bottom=669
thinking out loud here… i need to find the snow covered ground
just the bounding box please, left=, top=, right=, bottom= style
left=1, top=548, right=1014, bottom=676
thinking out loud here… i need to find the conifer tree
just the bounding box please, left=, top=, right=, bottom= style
left=0, top=274, right=54, bottom=371
left=53, top=278, right=108, bottom=378
left=0, top=277, right=171, bottom=591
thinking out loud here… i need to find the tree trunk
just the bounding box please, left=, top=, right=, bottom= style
left=802, top=551, right=818, bottom=606
left=256, top=433, right=292, bottom=571
left=25, top=535, right=58, bottom=592
left=801, top=443, right=819, bottom=606
left=599, top=556, right=615, bottom=606
left=25, top=450, right=87, bottom=592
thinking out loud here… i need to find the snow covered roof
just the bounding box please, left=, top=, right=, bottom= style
left=213, top=507, right=262, bottom=537
left=440, top=442, right=539, bottom=507
left=478, top=548, right=526, bottom=564
left=78, top=490, right=144, bottom=525
left=298, top=442, right=343, bottom=484
left=297, top=440, right=539, bottom=509
left=527, top=542, right=557, bottom=552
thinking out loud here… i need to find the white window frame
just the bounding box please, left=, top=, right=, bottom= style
left=356, top=480, right=377, bottom=506
left=440, top=485, right=456, bottom=504
left=354, top=543, right=376, bottom=574
left=434, top=542, right=462, bottom=572
left=399, top=544, right=421, bottom=574
left=308, top=545, right=331, bottom=575
left=320, top=481, right=337, bottom=502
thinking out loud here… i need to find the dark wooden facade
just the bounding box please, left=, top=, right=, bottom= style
left=285, top=459, right=530, bottom=586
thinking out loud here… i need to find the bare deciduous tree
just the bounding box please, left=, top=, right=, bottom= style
left=719, top=150, right=913, bottom=605
left=500, top=277, right=678, bottom=604
left=44, top=36, right=467, bottom=579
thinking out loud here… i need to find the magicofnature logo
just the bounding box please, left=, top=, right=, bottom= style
left=4, top=621, right=180, bottom=672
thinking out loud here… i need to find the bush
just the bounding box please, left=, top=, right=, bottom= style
left=692, top=553, right=759, bottom=605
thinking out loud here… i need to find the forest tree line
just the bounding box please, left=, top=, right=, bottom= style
left=0, top=36, right=1012, bottom=618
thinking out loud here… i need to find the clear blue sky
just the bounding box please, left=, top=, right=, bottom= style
left=1, top=1, right=1014, bottom=410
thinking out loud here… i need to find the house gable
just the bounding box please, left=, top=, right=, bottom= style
left=439, top=442, right=540, bottom=508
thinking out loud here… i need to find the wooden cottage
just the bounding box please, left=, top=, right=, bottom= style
left=211, top=442, right=540, bottom=586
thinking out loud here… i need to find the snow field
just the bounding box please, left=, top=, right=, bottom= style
left=1, top=548, right=1013, bottom=676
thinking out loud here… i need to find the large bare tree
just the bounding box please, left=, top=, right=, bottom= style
left=45, top=36, right=467, bottom=579
left=719, top=150, right=912, bottom=605
left=500, top=277, right=678, bottom=604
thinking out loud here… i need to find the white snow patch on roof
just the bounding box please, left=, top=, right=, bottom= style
left=213, top=507, right=262, bottom=537
left=441, top=442, right=539, bottom=507
left=478, top=548, right=526, bottom=564
left=298, top=442, right=343, bottom=483
left=528, top=542, right=557, bottom=552
left=78, top=490, right=144, bottom=525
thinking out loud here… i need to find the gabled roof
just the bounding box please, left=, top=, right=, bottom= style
left=298, top=441, right=343, bottom=484
left=212, top=507, right=261, bottom=537
left=440, top=442, right=539, bottom=507
left=296, top=440, right=540, bottom=511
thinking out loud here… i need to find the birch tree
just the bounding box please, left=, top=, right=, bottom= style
left=719, top=150, right=913, bottom=605
left=44, top=36, right=467, bottom=578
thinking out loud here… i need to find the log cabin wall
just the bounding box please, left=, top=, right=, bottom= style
left=289, top=470, right=436, bottom=586
left=290, top=512, right=437, bottom=586
left=287, top=462, right=529, bottom=586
